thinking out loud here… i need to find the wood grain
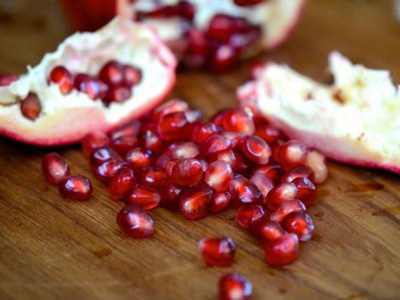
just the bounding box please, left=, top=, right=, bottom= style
left=1, top=1, right=400, bottom=299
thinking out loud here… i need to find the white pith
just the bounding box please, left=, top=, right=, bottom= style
left=238, top=51, right=400, bottom=173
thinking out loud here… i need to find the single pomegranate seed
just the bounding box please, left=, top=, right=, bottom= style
left=48, top=66, right=73, bottom=94
left=281, top=166, right=315, bottom=183
left=0, top=74, right=18, bottom=86
left=111, top=121, right=141, bottom=139
left=117, top=204, right=154, bottom=238
left=152, top=99, right=189, bottom=122
left=235, top=204, right=265, bottom=230
left=183, top=28, right=208, bottom=68
left=111, top=135, right=137, bottom=156
left=155, top=153, right=173, bottom=170
left=207, top=15, right=234, bottom=43
left=265, top=233, right=299, bottom=267
left=255, top=123, right=284, bottom=145
left=292, top=177, right=317, bottom=207
left=99, top=60, right=123, bottom=86
left=234, top=0, right=263, bottom=6
left=104, top=85, right=132, bottom=103
left=203, top=134, right=232, bottom=156
left=229, top=175, right=262, bottom=208
left=179, top=184, right=213, bottom=220
left=74, top=74, right=102, bottom=100
left=161, top=184, right=182, bottom=210
left=270, top=200, right=306, bottom=223
left=167, top=142, right=200, bottom=159
left=108, top=167, right=136, bottom=201
left=125, top=184, right=161, bottom=210
left=211, top=109, right=230, bottom=127
left=216, top=150, right=247, bottom=173
left=93, top=158, right=126, bottom=184
left=139, top=130, right=164, bottom=153
left=222, top=109, right=255, bottom=135
left=205, top=160, right=234, bottom=192
left=185, top=109, right=202, bottom=123
left=210, top=46, right=236, bottom=72
left=90, top=146, right=121, bottom=168
left=122, top=64, right=142, bottom=87
left=125, top=148, right=154, bottom=170
left=250, top=172, right=274, bottom=200
left=192, top=122, right=219, bottom=144
left=199, top=237, right=236, bottom=267
left=305, top=150, right=328, bottom=184
left=282, top=212, right=314, bottom=242
left=278, top=141, right=309, bottom=170
left=42, top=152, right=70, bottom=184
left=220, top=131, right=244, bottom=149
left=252, top=163, right=284, bottom=185
left=20, top=93, right=41, bottom=121
left=210, top=192, right=231, bottom=213
left=139, top=120, right=157, bottom=134
left=178, top=1, right=195, bottom=19
left=252, top=221, right=286, bottom=247
left=219, top=273, right=252, bottom=300
left=265, top=182, right=298, bottom=211
left=82, top=131, right=110, bottom=157
left=58, top=175, right=93, bottom=201
left=241, top=136, right=271, bottom=165
left=157, top=111, right=191, bottom=141
left=141, top=167, right=167, bottom=190
left=170, top=158, right=204, bottom=187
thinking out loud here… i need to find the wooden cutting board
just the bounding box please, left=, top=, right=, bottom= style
left=1, top=1, right=399, bottom=299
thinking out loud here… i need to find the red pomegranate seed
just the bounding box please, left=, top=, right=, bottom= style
left=155, top=153, right=173, bottom=170
left=265, top=182, right=298, bottom=211
left=170, top=158, right=204, bottom=187
left=252, top=163, right=284, bottom=185
left=250, top=172, right=274, bottom=200
left=167, top=142, right=200, bottom=159
left=192, top=122, right=219, bottom=144
left=205, top=160, right=234, bottom=192
left=74, top=74, right=102, bottom=100
left=82, top=131, right=110, bottom=157
left=234, top=0, right=263, bottom=6
left=139, top=120, right=157, bottom=134
left=203, top=134, right=232, bottom=156
left=0, top=74, right=18, bottom=86
left=265, top=233, right=299, bottom=267
left=221, top=131, right=244, bottom=149
left=210, top=46, right=236, bottom=72
left=278, top=141, right=309, bottom=170
left=216, top=150, right=247, bottom=173
left=152, top=99, right=189, bottom=122
left=270, top=200, right=306, bottom=223
left=185, top=109, right=202, bottom=123
left=99, top=60, right=123, bottom=86
left=93, top=158, right=126, bottom=184
left=111, top=121, right=141, bottom=139
left=157, top=111, right=191, bottom=141
left=122, top=64, right=142, bottom=87
left=183, top=28, right=208, bottom=68
left=90, top=146, right=121, bottom=168
left=42, top=152, right=70, bottom=184
left=222, top=109, right=255, bottom=135
left=111, top=135, right=137, bottom=156
left=229, top=175, right=262, bottom=208
left=255, top=123, right=284, bottom=145
left=139, top=130, right=164, bottom=153
left=125, top=184, right=161, bottom=210
left=292, top=177, right=317, bottom=207
left=108, top=167, right=136, bottom=201
left=211, top=109, right=230, bottom=127
left=141, top=167, right=167, bottom=190
left=207, top=15, right=234, bottom=43
left=58, top=175, right=93, bottom=201
left=199, top=237, right=236, bottom=267
left=305, top=150, right=328, bottom=184
left=219, top=273, right=252, bottom=300
left=48, top=66, right=73, bottom=94
left=125, top=148, right=154, bottom=170
left=178, top=1, right=195, bottom=19
left=104, top=85, right=132, bottom=103
left=210, top=192, right=231, bottom=213
left=179, top=183, right=213, bottom=220
left=235, top=204, right=265, bottom=230
left=282, top=212, right=314, bottom=242
left=281, top=166, right=315, bottom=183
left=252, top=221, right=286, bottom=247
left=161, top=184, right=182, bottom=210
left=241, top=136, right=271, bottom=165
left=116, top=204, right=154, bottom=238
left=20, top=93, right=41, bottom=121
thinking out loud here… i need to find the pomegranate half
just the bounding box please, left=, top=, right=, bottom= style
left=0, top=17, right=176, bottom=146
left=237, top=51, right=400, bottom=175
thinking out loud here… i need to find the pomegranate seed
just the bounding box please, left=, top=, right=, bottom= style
left=222, top=109, right=255, bottom=135
left=265, top=233, right=299, bottom=267
left=139, top=130, right=164, bottom=153
left=305, top=150, right=328, bottom=184
left=99, top=60, right=123, bottom=86
left=252, top=163, right=284, bottom=185
left=122, top=64, right=142, bottom=87
left=207, top=15, right=234, bottom=43
left=111, top=135, right=137, bottom=156
left=250, top=172, right=274, bottom=200
left=270, top=200, right=306, bottom=223
left=179, top=183, right=213, bottom=219
left=178, top=1, right=195, bottom=19
left=235, top=204, right=265, bottom=230
left=155, top=153, right=172, bottom=169
left=167, top=142, right=200, bottom=159
left=125, top=148, right=154, bottom=170
left=282, top=212, right=314, bottom=242
left=104, top=85, right=132, bottom=103
left=170, top=158, right=204, bottom=187
left=58, top=175, right=93, bottom=201
left=48, top=66, right=73, bottom=94
left=292, top=177, right=317, bottom=207
left=210, top=46, right=236, bottom=72
left=117, top=204, right=154, bottom=238
left=183, top=28, right=208, bottom=68
left=203, top=134, right=232, bottom=156
left=220, top=131, right=244, bottom=149
left=241, top=136, right=271, bottom=165
left=229, top=175, right=262, bottom=208
left=20, top=93, right=41, bottom=121
left=265, top=182, right=298, bottom=211
left=125, top=184, right=161, bottom=210
left=141, top=167, right=167, bottom=190
left=205, top=160, right=234, bottom=192
left=255, top=123, right=284, bottom=145
left=90, top=146, right=121, bottom=168
left=251, top=221, right=286, bottom=247
left=219, top=273, right=252, bottom=300
left=281, top=166, right=315, bottom=183
left=42, top=152, right=70, bottom=184
left=210, top=192, right=231, bottom=213
left=199, top=237, right=236, bottom=267
left=108, top=167, right=136, bottom=201
left=139, top=120, right=157, bottom=134
left=216, top=150, right=247, bottom=173
left=152, top=99, right=189, bottom=122
left=82, top=131, right=110, bottom=157
left=278, top=141, right=309, bottom=170
left=74, top=74, right=102, bottom=100
left=211, top=109, right=230, bottom=127
left=161, top=184, right=181, bottom=210
left=192, top=122, right=219, bottom=144
left=93, top=158, right=126, bottom=184
left=111, top=121, right=141, bottom=139
left=0, top=74, right=18, bottom=86
left=234, top=0, right=263, bottom=6
left=157, top=111, right=191, bottom=141
left=185, top=109, right=202, bottom=123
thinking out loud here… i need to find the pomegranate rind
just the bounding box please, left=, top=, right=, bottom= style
left=237, top=51, right=400, bottom=175
left=0, top=17, right=176, bottom=146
